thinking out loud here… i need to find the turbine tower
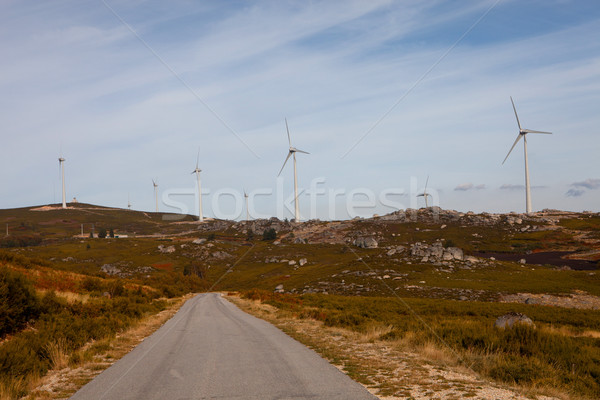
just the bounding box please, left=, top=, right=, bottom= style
left=278, top=118, right=309, bottom=222
left=58, top=156, right=66, bottom=209
left=152, top=179, right=158, bottom=213
left=244, top=189, right=249, bottom=221
left=417, top=175, right=432, bottom=208
left=191, top=150, right=203, bottom=222
left=502, top=97, right=552, bottom=214
left=127, top=193, right=131, bottom=210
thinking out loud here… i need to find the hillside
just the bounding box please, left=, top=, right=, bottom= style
left=1, top=204, right=600, bottom=399
left=3, top=204, right=598, bottom=298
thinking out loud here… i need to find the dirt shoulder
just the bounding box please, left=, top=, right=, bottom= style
left=226, top=294, right=561, bottom=400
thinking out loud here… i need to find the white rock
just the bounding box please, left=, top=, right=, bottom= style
left=299, top=258, right=307, bottom=266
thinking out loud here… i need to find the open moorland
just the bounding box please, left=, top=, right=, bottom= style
left=1, top=203, right=599, bottom=399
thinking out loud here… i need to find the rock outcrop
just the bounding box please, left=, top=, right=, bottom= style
left=495, top=312, right=534, bottom=329
left=353, top=237, right=378, bottom=249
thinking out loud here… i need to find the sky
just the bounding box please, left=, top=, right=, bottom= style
left=1, top=0, right=599, bottom=220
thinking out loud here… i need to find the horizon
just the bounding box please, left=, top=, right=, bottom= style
left=1, top=1, right=599, bottom=216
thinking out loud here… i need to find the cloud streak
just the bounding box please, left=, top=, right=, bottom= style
left=454, top=183, right=486, bottom=191
left=571, top=179, right=600, bottom=190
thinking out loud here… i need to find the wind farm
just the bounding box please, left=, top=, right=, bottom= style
left=1, top=2, right=599, bottom=400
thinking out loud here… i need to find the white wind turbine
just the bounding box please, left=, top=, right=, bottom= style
left=244, top=189, right=249, bottom=221
left=417, top=175, right=432, bottom=208
left=278, top=118, right=309, bottom=222
left=502, top=97, right=552, bottom=214
left=152, top=179, right=158, bottom=212
left=58, top=155, right=66, bottom=209
left=191, top=150, right=203, bottom=222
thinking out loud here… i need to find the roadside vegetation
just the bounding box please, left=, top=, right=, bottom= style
left=240, top=289, right=600, bottom=399
left=0, top=252, right=201, bottom=400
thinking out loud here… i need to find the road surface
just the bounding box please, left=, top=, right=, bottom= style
left=70, top=293, right=377, bottom=400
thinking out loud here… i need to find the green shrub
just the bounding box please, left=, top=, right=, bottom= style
left=0, top=234, right=42, bottom=248
left=0, top=267, right=41, bottom=337
left=262, top=228, right=277, bottom=241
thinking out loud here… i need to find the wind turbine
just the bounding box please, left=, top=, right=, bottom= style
left=152, top=179, right=158, bottom=213
left=278, top=118, right=309, bottom=222
left=191, top=149, right=203, bottom=222
left=244, top=189, right=249, bottom=221
left=417, top=175, right=432, bottom=208
left=58, top=155, right=66, bottom=209
left=127, top=193, right=131, bottom=210
left=502, top=97, right=552, bottom=214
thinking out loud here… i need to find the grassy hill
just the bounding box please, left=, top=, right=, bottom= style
left=1, top=204, right=600, bottom=398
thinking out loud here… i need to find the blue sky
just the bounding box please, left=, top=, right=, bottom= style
left=1, top=0, right=599, bottom=220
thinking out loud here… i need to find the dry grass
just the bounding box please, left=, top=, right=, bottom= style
left=37, top=290, right=90, bottom=304
left=0, top=374, right=42, bottom=400
left=227, top=294, right=567, bottom=400
left=542, top=324, right=600, bottom=339
left=45, top=339, right=69, bottom=370
left=357, top=324, right=394, bottom=343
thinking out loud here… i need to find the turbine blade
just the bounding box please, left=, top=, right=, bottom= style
left=195, top=147, right=200, bottom=169
left=417, top=194, right=424, bottom=197
left=294, top=148, right=310, bottom=154
left=523, top=129, right=552, bottom=134
left=510, top=96, right=522, bottom=131
left=502, top=134, right=523, bottom=164
left=424, top=175, right=429, bottom=192
left=285, top=118, right=291, bottom=147
left=278, top=152, right=292, bottom=176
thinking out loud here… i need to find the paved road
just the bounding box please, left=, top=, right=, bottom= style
left=70, top=293, right=377, bottom=400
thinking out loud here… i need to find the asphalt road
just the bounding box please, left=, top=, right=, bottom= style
left=70, top=293, right=377, bottom=400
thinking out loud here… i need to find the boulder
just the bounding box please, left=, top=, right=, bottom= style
left=101, top=264, right=121, bottom=276
left=274, top=284, right=284, bottom=293
left=495, top=312, right=535, bottom=329
left=294, top=237, right=307, bottom=244
left=288, top=260, right=297, bottom=266
left=158, top=245, right=176, bottom=253
left=386, top=248, right=397, bottom=256
left=193, top=238, right=207, bottom=245
left=445, top=247, right=464, bottom=261
left=299, top=258, right=307, bottom=266
left=353, top=237, right=378, bottom=249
